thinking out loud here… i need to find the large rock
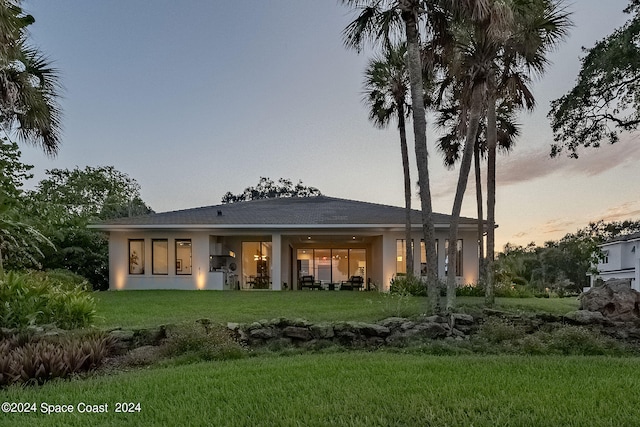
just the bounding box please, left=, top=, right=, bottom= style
left=564, top=310, right=606, bottom=325
left=580, top=281, right=640, bottom=322
left=283, top=326, right=312, bottom=340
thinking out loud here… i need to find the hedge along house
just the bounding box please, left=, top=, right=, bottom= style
left=90, top=196, right=482, bottom=291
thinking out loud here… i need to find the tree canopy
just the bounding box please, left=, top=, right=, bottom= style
left=0, top=0, right=62, bottom=155
left=549, top=0, right=640, bottom=157
left=221, top=177, right=321, bottom=204
left=496, top=220, right=640, bottom=293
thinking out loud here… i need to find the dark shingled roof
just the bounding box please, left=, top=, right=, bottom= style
left=93, top=196, right=478, bottom=228
left=603, top=231, right=640, bottom=244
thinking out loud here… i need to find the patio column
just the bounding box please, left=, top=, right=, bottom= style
left=634, top=250, right=640, bottom=292
left=271, top=233, right=282, bottom=290
left=413, top=235, right=421, bottom=277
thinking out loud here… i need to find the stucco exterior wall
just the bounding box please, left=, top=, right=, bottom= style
left=109, top=231, right=220, bottom=290
left=107, top=227, right=481, bottom=291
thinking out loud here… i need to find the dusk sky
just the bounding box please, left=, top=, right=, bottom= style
left=19, top=0, right=639, bottom=251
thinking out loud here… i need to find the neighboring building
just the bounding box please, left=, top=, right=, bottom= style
left=90, top=196, right=483, bottom=291
left=590, top=231, right=640, bottom=291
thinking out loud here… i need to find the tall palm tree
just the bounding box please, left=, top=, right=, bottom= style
left=433, top=0, right=513, bottom=311
left=0, top=0, right=62, bottom=156
left=432, top=0, right=569, bottom=310
left=484, top=0, right=570, bottom=305
left=341, top=0, right=441, bottom=311
left=363, top=43, right=415, bottom=277
left=436, top=98, right=521, bottom=283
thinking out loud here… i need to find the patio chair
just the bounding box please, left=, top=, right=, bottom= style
left=300, top=275, right=320, bottom=290
left=344, top=275, right=364, bottom=291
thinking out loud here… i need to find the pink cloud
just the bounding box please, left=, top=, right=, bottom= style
left=497, top=133, right=640, bottom=186
left=597, top=202, right=640, bottom=222
left=432, top=132, right=640, bottom=200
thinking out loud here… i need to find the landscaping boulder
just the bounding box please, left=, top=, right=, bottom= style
left=563, top=310, right=606, bottom=325
left=580, top=281, right=640, bottom=322
left=347, top=322, right=390, bottom=337
left=283, top=326, right=312, bottom=341
left=310, top=323, right=335, bottom=339
left=378, top=317, right=408, bottom=330
left=249, top=327, right=277, bottom=340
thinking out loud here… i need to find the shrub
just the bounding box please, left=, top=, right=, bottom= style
left=520, top=334, right=550, bottom=355
left=456, top=283, right=485, bottom=297
left=162, top=322, right=246, bottom=362
left=379, top=291, right=419, bottom=318
left=29, top=269, right=92, bottom=291
left=0, top=270, right=96, bottom=330
left=478, top=318, right=526, bottom=343
left=548, top=326, right=623, bottom=355
left=389, top=275, right=427, bottom=297
left=0, top=331, right=115, bottom=387
left=493, top=282, right=534, bottom=298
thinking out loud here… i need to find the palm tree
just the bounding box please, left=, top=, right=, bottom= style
left=436, top=98, right=521, bottom=283
left=342, top=0, right=440, bottom=311
left=363, top=43, right=415, bottom=277
left=432, top=0, right=513, bottom=311
left=484, top=0, right=570, bottom=305
left=432, top=0, right=569, bottom=310
left=0, top=0, right=62, bottom=156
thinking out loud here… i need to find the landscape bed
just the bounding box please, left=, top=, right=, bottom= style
left=3, top=291, right=632, bottom=426
left=2, top=353, right=639, bottom=426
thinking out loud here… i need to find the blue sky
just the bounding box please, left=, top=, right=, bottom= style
left=19, top=0, right=640, bottom=249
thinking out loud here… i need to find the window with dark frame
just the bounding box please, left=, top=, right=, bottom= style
left=152, top=239, right=168, bottom=275
left=129, top=239, right=145, bottom=275
left=175, top=239, right=192, bottom=275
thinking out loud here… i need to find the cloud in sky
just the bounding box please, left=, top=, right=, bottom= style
left=497, top=133, right=640, bottom=186
left=433, top=133, right=640, bottom=199
left=597, top=201, right=640, bottom=222
left=505, top=201, right=640, bottom=247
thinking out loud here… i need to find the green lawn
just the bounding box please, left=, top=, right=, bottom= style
left=2, top=353, right=639, bottom=426
left=93, top=290, right=580, bottom=329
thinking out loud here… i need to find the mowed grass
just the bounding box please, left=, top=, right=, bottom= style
left=2, top=353, right=639, bottom=427
left=93, top=290, right=579, bottom=329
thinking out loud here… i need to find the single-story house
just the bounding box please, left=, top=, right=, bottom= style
left=90, top=196, right=483, bottom=291
left=590, top=231, right=640, bottom=291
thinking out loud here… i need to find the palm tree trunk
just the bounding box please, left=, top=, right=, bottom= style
left=402, top=9, right=439, bottom=313
left=446, top=83, right=484, bottom=312
left=397, top=103, right=414, bottom=277
left=485, top=82, right=497, bottom=306
left=474, top=140, right=485, bottom=283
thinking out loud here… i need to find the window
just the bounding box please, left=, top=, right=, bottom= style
left=314, top=249, right=332, bottom=282
left=420, top=239, right=438, bottom=276
left=331, top=249, right=349, bottom=283
left=152, top=239, right=168, bottom=275
left=129, top=239, right=145, bottom=274
left=175, top=239, right=192, bottom=275
left=445, top=239, right=463, bottom=277
left=296, top=248, right=366, bottom=283
left=349, top=249, right=367, bottom=279
left=242, top=241, right=271, bottom=288
left=602, top=250, right=609, bottom=264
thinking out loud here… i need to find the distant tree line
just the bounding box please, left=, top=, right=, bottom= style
left=221, top=177, right=321, bottom=204
left=495, top=220, right=640, bottom=294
